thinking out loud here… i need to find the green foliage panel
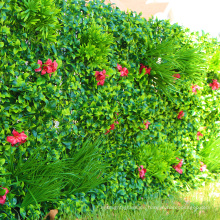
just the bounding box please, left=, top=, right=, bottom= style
left=0, top=0, right=220, bottom=219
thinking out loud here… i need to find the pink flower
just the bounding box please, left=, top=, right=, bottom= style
left=6, top=130, right=21, bottom=146
left=200, top=164, right=207, bottom=172
left=0, top=187, right=9, bottom=205
left=209, top=79, right=220, bottom=90
left=175, top=158, right=183, bottom=168
left=197, top=132, right=203, bottom=140
left=117, top=64, right=122, bottom=71
left=97, top=79, right=105, bottom=86
left=109, top=124, right=115, bottom=130
left=120, top=67, right=128, bottom=77
left=51, top=60, right=58, bottom=72
left=6, top=130, right=27, bottom=147
left=41, top=66, right=52, bottom=75
left=138, top=165, right=147, bottom=179
left=191, top=85, right=201, bottom=94
left=200, top=161, right=207, bottom=171
left=95, top=70, right=106, bottom=81
left=42, top=59, right=53, bottom=75
left=95, top=70, right=108, bottom=86
left=105, top=130, right=110, bottom=135
left=18, top=131, right=27, bottom=145
left=173, top=74, right=181, bottom=79
left=105, top=123, right=115, bottom=135
left=45, top=59, right=52, bottom=66
left=146, top=67, right=151, bottom=75
left=35, top=60, right=43, bottom=72
left=35, top=59, right=58, bottom=76
left=117, top=64, right=129, bottom=77
left=139, top=64, right=151, bottom=75
left=173, top=158, right=183, bottom=174
left=143, top=121, right=150, bottom=129
left=175, top=168, right=183, bottom=174
left=177, top=111, right=184, bottom=119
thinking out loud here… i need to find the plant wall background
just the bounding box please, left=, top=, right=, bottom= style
left=0, top=0, right=219, bottom=219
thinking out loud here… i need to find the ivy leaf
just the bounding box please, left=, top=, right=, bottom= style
left=73, top=125, right=78, bottom=134
left=0, top=188, right=6, bottom=196
left=37, top=77, right=46, bottom=85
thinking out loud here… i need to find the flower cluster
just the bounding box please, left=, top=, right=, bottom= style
left=209, top=79, right=220, bottom=90
left=173, top=158, right=183, bottom=174
left=173, top=73, right=181, bottom=79
left=35, top=59, right=58, bottom=76
left=0, top=187, right=9, bottom=205
left=95, top=69, right=108, bottom=86
left=141, top=120, right=150, bottom=130
left=138, top=165, right=147, bottom=179
left=105, top=121, right=119, bottom=135
left=139, top=64, right=151, bottom=75
left=177, top=111, right=184, bottom=119
left=117, top=64, right=128, bottom=77
left=200, top=161, right=207, bottom=172
left=191, top=85, right=201, bottom=94
left=6, top=130, right=27, bottom=147
left=197, top=131, right=203, bottom=140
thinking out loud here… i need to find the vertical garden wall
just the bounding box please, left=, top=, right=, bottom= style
left=0, top=0, right=220, bottom=219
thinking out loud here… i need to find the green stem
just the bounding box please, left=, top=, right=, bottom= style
left=10, top=147, right=15, bottom=176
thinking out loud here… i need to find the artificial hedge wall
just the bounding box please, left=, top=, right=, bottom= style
left=0, top=0, right=220, bottom=219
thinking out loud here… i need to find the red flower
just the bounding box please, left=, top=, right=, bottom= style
left=146, top=67, right=151, bottom=75
left=51, top=60, right=58, bottom=72
left=117, top=64, right=122, bottom=71
left=200, top=161, right=207, bottom=171
left=209, top=79, right=220, bottom=90
left=35, top=60, right=43, bottom=72
left=175, top=168, right=183, bottom=174
left=173, top=74, right=181, bottom=79
left=6, top=130, right=27, bottom=147
left=120, top=67, right=128, bottom=77
left=95, top=70, right=108, bottom=86
left=42, top=59, right=53, bottom=75
left=42, top=66, right=53, bottom=75
left=197, top=132, right=203, bottom=140
left=177, top=111, right=184, bottom=119
left=109, top=124, right=115, bottom=130
left=200, top=166, right=206, bottom=172
left=191, top=85, right=201, bottom=94
left=105, top=123, right=115, bottom=135
left=45, top=59, right=52, bottom=66
left=138, top=165, right=147, bottom=179
left=143, top=121, right=150, bottom=129
left=139, top=64, right=151, bottom=75
left=175, top=158, right=183, bottom=169
left=97, top=80, right=105, bottom=86
left=35, top=59, right=58, bottom=76
left=173, top=158, right=183, bottom=174
left=117, top=64, right=128, bottom=77
left=95, top=70, right=106, bottom=81
left=0, top=187, right=9, bottom=205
